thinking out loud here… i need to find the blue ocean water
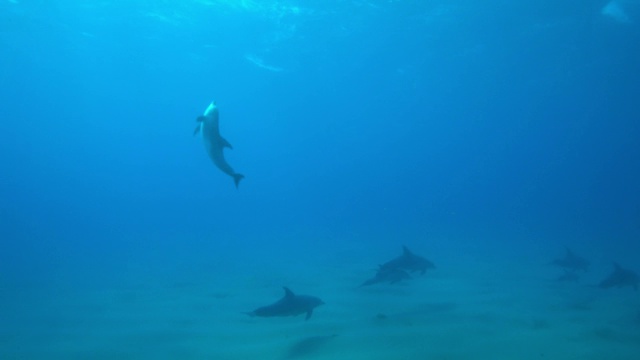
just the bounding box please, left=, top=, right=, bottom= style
left=1, top=1, right=640, bottom=358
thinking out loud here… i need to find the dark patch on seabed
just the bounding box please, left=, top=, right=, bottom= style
left=283, top=334, right=338, bottom=359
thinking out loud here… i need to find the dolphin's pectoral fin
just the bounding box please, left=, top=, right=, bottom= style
left=220, top=136, right=233, bottom=149
left=193, top=125, right=201, bottom=136
left=196, top=116, right=206, bottom=122
left=305, top=310, right=314, bottom=320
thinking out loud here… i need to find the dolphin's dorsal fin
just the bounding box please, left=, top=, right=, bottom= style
left=614, top=262, right=622, bottom=271
left=220, top=136, right=233, bottom=149
left=283, top=287, right=295, bottom=299
left=402, top=246, right=412, bottom=256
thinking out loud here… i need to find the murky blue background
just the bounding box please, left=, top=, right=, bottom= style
left=1, top=1, right=639, bottom=358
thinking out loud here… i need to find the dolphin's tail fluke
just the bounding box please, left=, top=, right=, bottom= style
left=233, top=173, right=245, bottom=188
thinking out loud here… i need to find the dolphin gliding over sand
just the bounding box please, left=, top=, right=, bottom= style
left=245, top=287, right=324, bottom=320
left=194, top=101, right=244, bottom=188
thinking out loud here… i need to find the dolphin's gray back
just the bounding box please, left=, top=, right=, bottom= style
left=252, top=300, right=291, bottom=317
left=248, top=288, right=323, bottom=320
left=202, top=115, right=234, bottom=174
left=254, top=296, right=314, bottom=317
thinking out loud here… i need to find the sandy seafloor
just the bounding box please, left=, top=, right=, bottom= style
left=1, top=238, right=639, bottom=360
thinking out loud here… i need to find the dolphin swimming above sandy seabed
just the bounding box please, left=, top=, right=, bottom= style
left=194, top=101, right=244, bottom=188
left=245, top=287, right=324, bottom=320
left=379, top=246, right=436, bottom=275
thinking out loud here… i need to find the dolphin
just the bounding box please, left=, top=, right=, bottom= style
left=598, top=263, right=639, bottom=290
left=550, top=248, right=590, bottom=272
left=555, top=269, right=580, bottom=283
left=360, top=267, right=411, bottom=287
left=194, top=101, right=244, bottom=188
left=245, top=287, right=324, bottom=320
left=379, top=246, right=435, bottom=275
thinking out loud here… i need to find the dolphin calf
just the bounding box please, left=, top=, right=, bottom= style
left=246, top=287, right=324, bottom=320
left=194, top=101, right=244, bottom=188
left=379, top=246, right=435, bottom=275
left=549, top=248, right=590, bottom=272
left=598, top=263, right=639, bottom=290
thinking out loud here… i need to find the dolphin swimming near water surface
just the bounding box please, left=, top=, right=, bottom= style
left=194, top=101, right=244, bottom=188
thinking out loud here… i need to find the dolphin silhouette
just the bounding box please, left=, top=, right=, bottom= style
left=245, top=287, right=324, bottom=320
left=598, top=263, right=639, bottom=290
left=194, top=101, right=244, bottom=188
left=379, top=246, right=435, bottom=275
left=555, top=269, right=580, bottom=283
left=549, top=248, right=590, bottom=272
